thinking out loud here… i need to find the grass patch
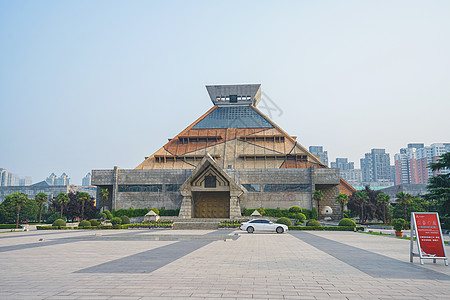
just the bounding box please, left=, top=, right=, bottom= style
left=360, top=231, right=391, bottom=236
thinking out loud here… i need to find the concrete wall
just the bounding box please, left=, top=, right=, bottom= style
left=92, top=167, right=340, bottom=215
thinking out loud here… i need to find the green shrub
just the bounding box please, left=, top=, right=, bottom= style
left=391, top=218, right=406, bottom=232
left=311, top=208, right=318, bottom=220
left=37, top=226, right=71, bottom=230
left=306, top=219, right=321, bottom=227
left=0, top=224, right=21, bottom=229
left=159, top=207, right=179, bottom=216
left=338, top=218, right=356, bottom=227
left=46, top=212, right=61, bottom=224
left=294, top=221, right=303, bottom=226
left=301, top=209, right=311, bottom=220
left=295, top=213, right=306, bottom=222
left=120, top=215, right=130, bottom=224
left=89, top=219, right=99, bottom=226
left=150, top=208, right=159, bottom=215
left=79, top=220, right=91, bottom=227
left=276, top=217, right=292, bottom=226
left=106, top=212, right=113, bottom=220
left=289, top=206, right=302, bottom=213
left=289, top=226, right=364, bottom=231
left=52, top=219, right=66, bottom=227
left=111, top=217, right=122, bottom=225
left=98, top=213, right=106, bottom=219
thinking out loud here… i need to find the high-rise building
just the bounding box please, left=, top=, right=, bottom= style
left=55, top=173, right=70, bottom=186
left=82, top=172, right=92, bottom=186
left=0, top=169, right=32, bottom=186
left=360, top=149, right=392, bottom=183
left=330, top=158, right=354, bottom=170
left=45, top=173, right=71, bottom=186
left=0, top=169, right=7, bottom=187
left=394, top=143, right=450, bottom=185
left=46, top=173, right=57, bottom=185
left=309, top=146, right=328, bottom=166
left=19, top=177, right=32, bottom=186
left=407, top=143, right=424, bottom=149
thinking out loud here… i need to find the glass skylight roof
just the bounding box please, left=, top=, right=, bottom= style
left=193, top=106, right=274, bottom=129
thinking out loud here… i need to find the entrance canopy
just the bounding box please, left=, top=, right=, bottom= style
left=178, top=153, right=245, bottom=219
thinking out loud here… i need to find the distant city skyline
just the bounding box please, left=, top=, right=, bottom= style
left=1, top=1, right=449, bottom=185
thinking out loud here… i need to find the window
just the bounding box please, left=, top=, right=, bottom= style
left=242, top=184, right=260, bottom=192
left=263, top=184, right=311, bottom=192
left=166, top=184, right=182, bottom=192
left=204, top=175, right=216, bottom=188
left=192, top=106, right=274, bottom=129
left=118, top=185, right=163, bottom=192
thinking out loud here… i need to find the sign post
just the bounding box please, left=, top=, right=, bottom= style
left=410, top=212, right=448, bottom=266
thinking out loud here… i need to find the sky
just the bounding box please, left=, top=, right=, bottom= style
left=1, top=0, right=449, bottom=185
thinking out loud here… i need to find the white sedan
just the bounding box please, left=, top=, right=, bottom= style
left=240, top=219, right=288, bottom=234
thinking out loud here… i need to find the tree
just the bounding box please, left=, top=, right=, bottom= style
left=424, top=152, right=450, bottom=216
left=335, top=193, right=349, bottom=218
left=99, top=188, right=109, bottom=212
left=395, top=192, right=412, bottom=221
left=35, top=193, right=48, bottom=223
left=392, top=196, right=429, bottom=219
left=56, top=193, right=70, bottom=219
left=354, top=191, right=369, bottom=223
left=376, top=193, right=390, bottom=223
left=11, top=193, right=28, bottom=229
left=76, top=192, right=91, bottom=220
left=0, top=193, right=38, bottom=224
left=312, top=190, right=324, bottom=219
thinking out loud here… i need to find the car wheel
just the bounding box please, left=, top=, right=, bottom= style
left=247, top=226, right=254, bottom=233
left=276, top=227, right=284, bottom=234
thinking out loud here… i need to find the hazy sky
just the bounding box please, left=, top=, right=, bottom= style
left=1, top=0, right=449, bottom=185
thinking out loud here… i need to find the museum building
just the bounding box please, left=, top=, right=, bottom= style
left=91, top=84, right=354, bottom=219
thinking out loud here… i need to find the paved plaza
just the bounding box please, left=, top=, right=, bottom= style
left=0, top=229, right=449, bottom=300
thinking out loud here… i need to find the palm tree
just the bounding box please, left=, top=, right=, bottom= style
left=56, top=193, right=70, bottom=219
left=395, top=192, right=412, bottom=221
left=376, top=193, right=390, bottom=223
left=99, top=188, right=109, bottom=212
left=11, top=193, right=28, bottom=229
left=76, top=192, right=91, bottom=220
left=354, top=191, right=369, bottom=223
left=35, top=193, right=48, bottom=223
left=312, top=190, right=324, bottom=220
left=335, top=193, right=349, bottom=218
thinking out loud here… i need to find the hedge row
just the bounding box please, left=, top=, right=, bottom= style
left=242, top=208, right=312, bottom=219
left=37, top=225, right=129, bottom=230
left=111, top=208, right=180, bottom=218
left=219, top=220, right=242, bottom=228
left=129, top=221, right=172, bottom=229
left=0, top=224, right=22, bottom=229
left=288, top=226, right=364, bottom=231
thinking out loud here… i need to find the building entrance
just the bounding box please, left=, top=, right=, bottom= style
left=193, top=191, right=230, bottom=218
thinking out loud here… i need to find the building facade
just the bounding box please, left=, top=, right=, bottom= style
left=82, top=172, right=92, bottom=186
left=45, top=173, right=71, bottom=186
left=0, top=168, right=32, bottom=187
left=92, top=84, right=354, bottom=219
left=395, top=143, right=450, bottom=185
left=360, top=149, right=392, bottom=184
left=309, top=146, right=328, bottom=167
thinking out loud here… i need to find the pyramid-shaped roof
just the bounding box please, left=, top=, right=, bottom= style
left=136, top=84, right=326, bottom=170
left=135, top=84, right=355, bottom=194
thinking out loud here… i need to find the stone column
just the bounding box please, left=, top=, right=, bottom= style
left=111, top=166, right=120, bottom=210
left=229, top=192, right=242, bottom=219
left=179, top=196, right=192, bottom=219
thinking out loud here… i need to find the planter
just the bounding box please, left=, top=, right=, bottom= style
left=395, top=231, right=403, bottom=237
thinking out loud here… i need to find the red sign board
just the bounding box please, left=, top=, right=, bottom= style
left=413, top=213, right=446, bottom=258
